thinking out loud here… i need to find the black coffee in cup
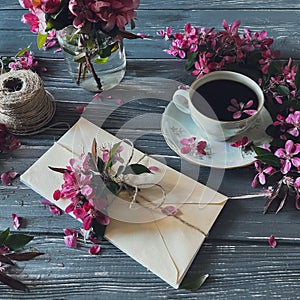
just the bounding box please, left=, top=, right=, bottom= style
left=192, top=79, right=259, bottom=121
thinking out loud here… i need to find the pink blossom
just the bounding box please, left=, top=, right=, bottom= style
left=227, top=98, right=257, bottom=120
left=91, top=0, right=140, bottom=31
left=20, top=5, right=47, bottom=34
left=40, top=0, right=60, bottom=14
left=116, top=99, right=123, bottom=105
left=101, top=143, right=124, bottom=163
left=158, top=27, right=172, bottom=40
left=68, top=0, right=99, bottom=29
left=73, top=207, right=88, bottom=220
left=230, top=136, right=249, bottom=148
left=251, top=161, right=275, bottom=188
left=191, top=52, right=214, bottom=78
left=180, top=136, right=207, bottom=156
left=222, top=19, right=241, bottom=37
left=196, top=141, right=207, bottom=155
left=274, top=140, right=300, bottom=174
left=89, top=245, right=101, bottom=255
left=43, top=29, right=57, bottom=49
left=8, top=50, right=38, bottom=71
left=83, top=215, right=93, bottom=230
left=285, top=111, right=300, bottom=137
left=273, top=114, right=286, bottom=132
left=11, top=213, right=21, bottom=230
left=268, top=235, right=277, bottom=248
left=294, top=177, right=300, bottom=210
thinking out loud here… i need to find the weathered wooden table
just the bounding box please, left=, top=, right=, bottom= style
left=1, top=1, right=300, bottom=299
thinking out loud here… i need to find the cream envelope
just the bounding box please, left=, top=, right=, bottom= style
left=21, top=117, right=227, bottom=288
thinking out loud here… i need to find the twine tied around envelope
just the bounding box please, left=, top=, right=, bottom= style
left=0, top=70, right=56, bottom=135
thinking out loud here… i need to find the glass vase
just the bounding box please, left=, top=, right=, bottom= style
left=57, top=26, right=126, bottom=92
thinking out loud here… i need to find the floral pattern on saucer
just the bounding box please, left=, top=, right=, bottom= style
left=161, top=101, right=273, bottom=169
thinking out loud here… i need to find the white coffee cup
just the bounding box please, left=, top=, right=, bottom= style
left=172, top=71, right=264, bottom=141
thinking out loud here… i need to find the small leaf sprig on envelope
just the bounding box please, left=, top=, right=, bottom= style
left=49, top=138, right=175, bottom=241
left=0, top=228, right=44, bottom=291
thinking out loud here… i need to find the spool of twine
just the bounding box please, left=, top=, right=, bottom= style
left=0, top=70, right=56, bottom=135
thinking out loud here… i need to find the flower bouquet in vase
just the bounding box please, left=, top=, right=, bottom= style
left=19, top=0, right=141, bottom=92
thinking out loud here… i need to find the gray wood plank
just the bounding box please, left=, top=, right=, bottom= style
left=0, top=237, right=299, bottom=299
left=3, top=0, right=300, bottom=9
left=1, top=10, right=300, bottom=58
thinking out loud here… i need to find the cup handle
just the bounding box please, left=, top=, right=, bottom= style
left=172, top=89, right=190, bottom=114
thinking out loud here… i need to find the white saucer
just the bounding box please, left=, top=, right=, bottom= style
left=161, top=101, right=273, bottom=169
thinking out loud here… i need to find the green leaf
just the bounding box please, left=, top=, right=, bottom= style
left=97, top=157, right=105, bottom=173
left=106, top=181, right=119, bottom=195
left=295, top=65, right=300, bottom=90
left=86, top=39, right=94, bottom=50
left=6, top=252, right=44, bottom=261
left=180, top=273, right=209, bottom=291
left=94, top=57, right=109, bottom=64
left=251, top=145, right=272, bottom=156
left=252, top=146, right=281, bottom=167
left=255, top=154, right=281, bottom=167
left=16, top=46, right=31, bottom=57
left=267, top=60, right=282, bottom=77
left=107, top=142, right=122, bottom=165
left=92, top=218, right=106, bottom=240
left=0, top=228, right=10, bottom=246
left=115, top=165, right=126, bottom=177
left=37, top=33, right=48, bottom=50
left=0, top=271, right=29, bottom=292
left=131, top=19, right=136, bottom=30
left=99, top=46, right=111, bottom=58
left=185, top=52, right=198, bottom=71
left=123, top=164, right=152, bottom=175
left=61, top=46, right=76, bottom=56
left=5, top=234, right=34, bottom=251
left=276, top=84, right=290, bottom=96
left=0, top=254, right=15, bottom=266
left=73, top=52, right=86, bottom=63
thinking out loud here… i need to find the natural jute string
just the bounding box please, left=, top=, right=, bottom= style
left=0, top=70, right=56, bottom=135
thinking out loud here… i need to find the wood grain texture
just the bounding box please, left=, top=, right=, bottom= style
left=0, top=9, right=300, bottom=58
left=1, top=1, right=300, bottom=298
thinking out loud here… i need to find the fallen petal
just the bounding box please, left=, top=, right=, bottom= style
left=76, top=106, right=85, bottom=113
left=8, top=171, right=18, bottom=179
left=1, top=172, right=11, bottom=185
left=64, top=235, right=77, bottom=248
left=148, top=166, right=160, bottom=172
left=161, top=205, right=178, bottom=216
left=11, top=213, right=21, bottom=230
left=48, top=205, right=62, bottom=216
left=89, top=245, right=101, bottom=255
left=268, top=235, right=277, bottom=248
